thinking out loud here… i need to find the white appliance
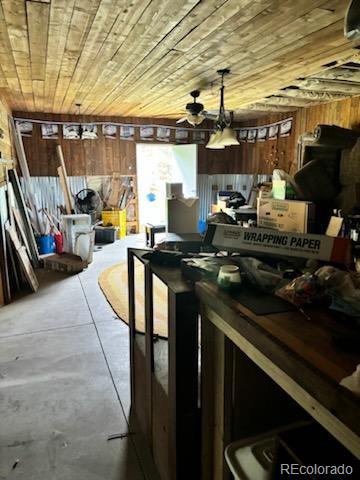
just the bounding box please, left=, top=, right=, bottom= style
left=62, top=214, right=91, bottom=254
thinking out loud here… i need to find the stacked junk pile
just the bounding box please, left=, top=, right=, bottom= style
left=0, top=122, right=135, bottom=304
left=207, top=124, right=360, bottom=321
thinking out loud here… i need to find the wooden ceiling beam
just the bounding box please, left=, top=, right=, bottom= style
left=104, top=5, right=348, bottom=116
left=80, top=0, right=234, bottom=114
left=128, top=41, right=352, bottom=118
left=1, top=0, right=33, bottom=110
left=98, top=0, right=343, bottom=115
left=256, top=96, right=317, bottom=107
left=52, top=0, right=105, bottom=112
left=238, top=103, right=297, bottom=112
left=275, top=88, right=348, bottom=102
left=26, top=1, right=50, bottom=112
left=0, top=0, right=358, bottom=116
left=295, top=78, right=360, bottom=95
left=310, top=66, right=360, bottom=83
left=120, top=27, right=351, bottom=117
left=95, top=0, right=272, bottom=107
left=60, top=0, right=150, bottom=113
left=43, top=0, right=75, bottom=111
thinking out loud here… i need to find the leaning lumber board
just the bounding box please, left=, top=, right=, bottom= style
left=0, top=186, right=11, bottom=304
left=12, top=206, right=31, bottom=257
left=0, top=275, right=4, bottom=306
left=10, top=117, right=30, bottom=181
left=8, top=169, right=40, bottom=267
left=57, top=165, right=72, bottom=214
left=56, top=145, right=73, bottom=213
left=106, top=173, right=124, bottom=208
left=42, top=208, right=60, bottom=235
left=5, top=221, right=39, bottom=293
left=5, top=229, right=20, bottom=291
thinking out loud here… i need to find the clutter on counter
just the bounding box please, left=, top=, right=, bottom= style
left=257, top=198, right=315, bottom=233
left=340, top=365, right=360, bottom=396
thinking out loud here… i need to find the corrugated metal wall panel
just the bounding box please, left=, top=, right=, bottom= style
left=20, top=176, right=87, bottom=219
left=198, top=174, right=270, bottom=220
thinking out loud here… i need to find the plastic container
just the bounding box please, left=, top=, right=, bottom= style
left=94, top=226, right=118, bottom=244
left=198, top=219, right=207, bottom=234
left=62, top=214, right=91, bottom=253
left=224, top=422, right=312, bottom=480
left=101, top=210, right=126, bottom=239
left=37, top=235, right=55, bottom=254
left=74, top=230, right=95, bottom=264
left=54, top=232, right=63, bottom=254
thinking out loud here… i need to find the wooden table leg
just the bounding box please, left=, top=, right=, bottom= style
left=128, top=249, right=136, bottom=408
left=168, top=290, right=200, bottom=480
left=201, top=308, right=233, bottom=480
left=144, top=263, right=154, bottom=441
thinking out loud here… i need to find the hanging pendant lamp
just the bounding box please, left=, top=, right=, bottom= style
left=75, top=103, right=83, bottom=139
left=206, top=69, right=239, bottom=149
left=206, top=130, right=225, bottom=149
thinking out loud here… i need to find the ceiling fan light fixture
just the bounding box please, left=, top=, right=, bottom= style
left=187, top=113, right=204, bottom=126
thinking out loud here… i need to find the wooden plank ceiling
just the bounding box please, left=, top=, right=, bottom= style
left=0, top=0, right=359, bottom=119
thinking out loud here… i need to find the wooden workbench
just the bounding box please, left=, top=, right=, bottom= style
left=196, top=280, right=360, bottom=479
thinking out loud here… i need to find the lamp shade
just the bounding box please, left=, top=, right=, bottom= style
left=220, top=127, right=240, bottom=146
left=206, top=130, right=225, bottom=149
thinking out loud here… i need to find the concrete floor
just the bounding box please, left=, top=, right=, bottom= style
left=0, top=235, right=159, bottom=480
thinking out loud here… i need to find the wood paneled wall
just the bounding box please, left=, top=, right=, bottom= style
left=238, top=112, right=298, bottom=175
left=0, top=96, right=14, bottom=183
left=13, top=111, right=300, bottom=176
left=10, top=97, right=360, bottom=179
left=229, top=97, right=360, bottom=176
left=294, top=97, right=360, bottom=138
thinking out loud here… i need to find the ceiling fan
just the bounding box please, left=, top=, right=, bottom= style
left=176, top=90, right=216, bottom=126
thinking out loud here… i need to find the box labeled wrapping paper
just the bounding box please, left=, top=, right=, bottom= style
left=205, top=224, right=351, bottom=264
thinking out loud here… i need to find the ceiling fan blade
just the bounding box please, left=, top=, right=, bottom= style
left=176, top=117, right=187, bottom=124
left=203, top=111, right=218, bottom=120
left=151, top=113, right=183, bottom=117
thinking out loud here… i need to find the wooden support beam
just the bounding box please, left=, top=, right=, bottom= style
left=57, top=166, right=72, bottom=215
left=241, top=103, right=297, bottom=113
left=277, top=88, right=348, bottom=102
left=310, top=67, right=360, bottom=83
left=296, top=78, right=360, bottom=95
left=258, top=96, right=317, bottom=107
left=56, top=145, right=73, bottom=214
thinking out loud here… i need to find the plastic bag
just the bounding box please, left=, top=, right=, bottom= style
left=315, top=266, right=360, bottom=316
left=276, top=273, right=320, bottom=307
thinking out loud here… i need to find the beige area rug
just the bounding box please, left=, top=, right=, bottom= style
left=98, top=260, right=168, bottom=338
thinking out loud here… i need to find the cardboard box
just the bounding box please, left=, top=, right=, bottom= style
left=43, top=253, right=87, bottom=274
left=257, top=198, right=315, bottom=233
left=205, top=224, right=351, bottom=264
left=166, top=183, right=183, bottom=198
left=167, top=197, right=199, bottom=234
